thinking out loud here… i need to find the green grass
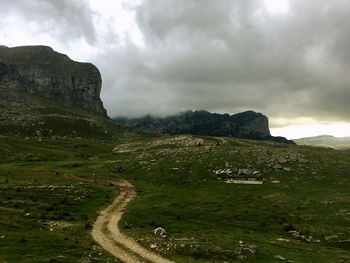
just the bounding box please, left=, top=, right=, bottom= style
left=0, top=101, right=350, bottom=262
left=111, top=136, right=350, bottom=262
left=0, top=162, right=120, bottom=262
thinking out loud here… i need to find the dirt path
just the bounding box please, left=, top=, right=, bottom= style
left=91, top=180, right=176, bottom=263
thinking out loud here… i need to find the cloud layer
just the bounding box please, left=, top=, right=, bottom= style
left=1, top=0, right=350, bottom=124
left=0, top=0, right=96, bottom=43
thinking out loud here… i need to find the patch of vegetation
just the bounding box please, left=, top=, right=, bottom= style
left=1, top=97, right=349, bottom=262
left=113, top=136, right=350, bottom=262
left=0, top=161, right=119, bottom=262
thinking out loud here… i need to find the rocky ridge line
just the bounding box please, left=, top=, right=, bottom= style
left=115, top=110, right=294, bottom=144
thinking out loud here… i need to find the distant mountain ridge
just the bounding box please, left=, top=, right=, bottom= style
left=115, top=110, right=294, bottom=144
left=295, top=135, right=350, bottom=152
left=0, top=45, right=106, bottom=115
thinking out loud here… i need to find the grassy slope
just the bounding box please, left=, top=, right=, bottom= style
left=0, top=94, right=136, bottom=262
left=113, top=136, right=350, bottom=263
left=0, top=96, right=349, bottom=262
left=0, top=137, right=121, bottom=263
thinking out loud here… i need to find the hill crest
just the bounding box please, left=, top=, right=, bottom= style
left=295, top=135, right=350, bottom=152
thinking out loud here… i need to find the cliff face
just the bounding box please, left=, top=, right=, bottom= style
left=115, top=110, right=294, bottom=144
left=231, top=111, right=270, bottom=138
left=0, top=45, right=106, bottom=115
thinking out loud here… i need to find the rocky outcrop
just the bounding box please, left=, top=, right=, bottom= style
left=0, top=45, right=106, bottom=115
left=115, top=110, right=294, bottom=144
left=231, top=111, right=271, bottom=139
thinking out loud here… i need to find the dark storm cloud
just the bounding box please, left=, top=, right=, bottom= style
left=100, top=0, right=350, bottom=122
left=1, top=0, right=96, bottom=43
left=1, top=0, right=350, bottom=122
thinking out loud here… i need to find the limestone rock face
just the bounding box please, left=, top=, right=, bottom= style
left=231, top=111, right=271, bottom=138
left=0, top=45, right=106, bottom=115
left=115, top=110, right=294, bottom=144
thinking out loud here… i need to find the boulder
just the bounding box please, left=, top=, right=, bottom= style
left=274, top=255, right=286, bottom=261
left=153, top=227, right=167, bottom=238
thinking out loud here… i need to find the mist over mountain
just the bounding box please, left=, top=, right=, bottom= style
left=115, top=110, right=294, bottom=144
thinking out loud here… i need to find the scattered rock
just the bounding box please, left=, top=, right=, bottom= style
left=276, top=237, right=290, bottom=242
left=274, top=255, right=286, bottom=261
left=153, top=227, right=167, bottom=238
left=288, top=230, right=312, bottom=242
left=150, top=244, right=158, bottom=249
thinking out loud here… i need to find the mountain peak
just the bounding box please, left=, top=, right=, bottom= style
left=0, top=45, right=106, bottom=115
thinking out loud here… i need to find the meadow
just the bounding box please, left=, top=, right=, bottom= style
left=1, top=132, right=349, bottom=262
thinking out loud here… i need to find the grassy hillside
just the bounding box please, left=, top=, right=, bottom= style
left=1, top=133, right=350, bottom=262
left=0, top=96, right=349, bottom=262
left=0, top=94, right=136, bottom=262
left=295, top=135, right=350, bottom=152
left=110, top=136, right=350, bottom=263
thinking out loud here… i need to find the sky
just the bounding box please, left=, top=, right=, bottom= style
left=1, top=0, right=350, bottom=139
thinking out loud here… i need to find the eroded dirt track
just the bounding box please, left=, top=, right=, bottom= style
left=91, top=180, right=176, bottom=263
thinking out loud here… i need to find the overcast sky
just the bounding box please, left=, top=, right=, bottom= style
left=1, top=0, right=350, bottom=138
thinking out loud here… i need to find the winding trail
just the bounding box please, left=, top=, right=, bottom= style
left=91, top=180, right=176, bottom=263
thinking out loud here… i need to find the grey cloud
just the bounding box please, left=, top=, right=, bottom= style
left=0, top=0, right=96, bottom=43
left=3, top=0, right=349, bottom=123
left=98, top=0, right=350, bottom=124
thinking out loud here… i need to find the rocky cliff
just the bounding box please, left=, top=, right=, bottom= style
left=0, top=45, right=106, bottom=115
left=115, top=110, right=294, bottom=144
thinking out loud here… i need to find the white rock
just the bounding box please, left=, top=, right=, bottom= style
left=150, top=244, right=158, bottom=249
left=153, top=227, right=167, bottom=237
left=274, top=255, right=286, bottom=261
